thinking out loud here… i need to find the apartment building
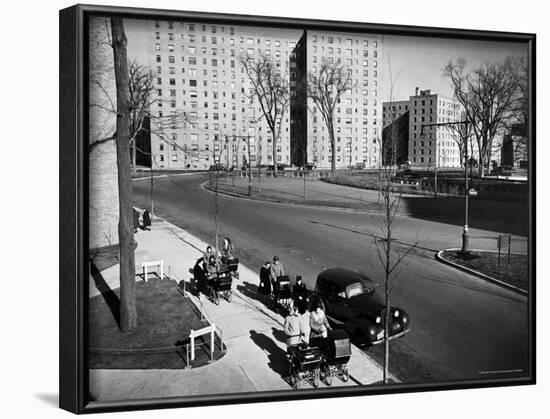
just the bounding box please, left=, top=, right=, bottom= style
left=409, top=88, right=462, bottom=168
left=382, top=88, right=463, bottom=168
left=290, top=30, right=384, bottom=169
left=142, top=20, right=301, bottom=169
left=381, top=100, right=410, bottom=165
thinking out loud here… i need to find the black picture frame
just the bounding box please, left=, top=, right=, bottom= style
left=59, top=3, right=536, bottom=414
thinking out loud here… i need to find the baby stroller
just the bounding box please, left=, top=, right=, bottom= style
left=221, top=256, right=239, bottom=279
left=287, top=341, right=323, bottom=389
left=272, top=275, right=292, bottom=313
left=206, top=264, right=233, bottom=305
left=319, top=329, right=352, bottom=385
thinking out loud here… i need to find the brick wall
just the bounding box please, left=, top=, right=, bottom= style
left=89, top=17, right=119, bottom=250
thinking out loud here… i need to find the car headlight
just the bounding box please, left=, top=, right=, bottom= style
left=375, top=316, right=381, bottom=324
left=394, top=310, right=400, bottom=318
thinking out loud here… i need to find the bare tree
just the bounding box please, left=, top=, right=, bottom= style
left=128, top=61, right=155, bottom=173
left=375, top=62, right=418, bottom=383
left=306, top=61, right=354, bottom=173
left=443, top=57, right=523, bottom=177
left=240, top=54, right=290, bottom=177
left=111, top=17, right=137, bottom=332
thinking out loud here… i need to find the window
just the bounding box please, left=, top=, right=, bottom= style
left=156, top=55, right=161, bottom=63
left=155, top=43, right=161, bottom=51
left=168, top=56, right=175, bottom=63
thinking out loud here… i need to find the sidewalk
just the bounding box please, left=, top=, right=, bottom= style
left=89, top=214, right=392, bottom=402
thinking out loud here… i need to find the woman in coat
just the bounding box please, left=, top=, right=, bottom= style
left=257, top=261, right=272, bottom=302
left=310, top=302, right=331, bottom=339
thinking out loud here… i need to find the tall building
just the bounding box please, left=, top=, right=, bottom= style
left=501, top=123, right=528, bottom=169
left=136, top=20, right=301, bottom=170
left=89, top=17, right=120, bottom=250
left=409, top=88, right=462, bottom=168
left=382, top=100, right=409, bottom=165
left=382, top=88, right=463, bottom=168
left=290, top=31, right=383, bottom=169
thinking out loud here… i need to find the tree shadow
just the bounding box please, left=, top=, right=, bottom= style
left=249, top=330, right=289, bottom=380
left=90, top=262, right=120, bottom=328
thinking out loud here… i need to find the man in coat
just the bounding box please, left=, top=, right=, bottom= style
left=269, top=256, right=285, bottom=283
left=292, top=275, right=309, bottom=314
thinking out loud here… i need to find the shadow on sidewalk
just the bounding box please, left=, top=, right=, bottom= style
left=237, top=281, right=270, bottom=307
left=249, top=330, right=289, bottom=381
left=90, top=262, right=120, bottom=328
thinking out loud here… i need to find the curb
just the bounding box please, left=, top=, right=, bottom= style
left=201, top=181, right=390, bottom=216
left=435, top=249, right=528, bottom=295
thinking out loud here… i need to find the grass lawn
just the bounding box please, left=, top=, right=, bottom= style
left=441, top=250, right=528, bottom=292
left=89, top=278, right=224, bottom=369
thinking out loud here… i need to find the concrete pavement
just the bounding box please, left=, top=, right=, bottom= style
left=89, top=214, right=391, bottom=402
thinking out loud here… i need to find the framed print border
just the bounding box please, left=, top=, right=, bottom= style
left=59, top=3, right=536, bottom=414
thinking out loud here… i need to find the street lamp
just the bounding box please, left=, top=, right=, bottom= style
left=242, top=135, right=253, bottom=197
left=421, top=120, right=471, bottom=254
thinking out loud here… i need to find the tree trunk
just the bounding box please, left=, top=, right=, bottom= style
left=272, top=128, right=278, bottom=177
left=111, top=17, right=137, bottom=332
left=330, top=128, right=336, bottom=173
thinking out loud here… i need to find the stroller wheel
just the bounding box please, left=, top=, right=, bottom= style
left=288, top=364, right=297, bottom=388
left=342, top=366, right=349, bottom=382
left=323, top=365, right=333, bottom=386
left=227, top=291, right=232, bottom=303
left=312, top=368, right=320, bottom=388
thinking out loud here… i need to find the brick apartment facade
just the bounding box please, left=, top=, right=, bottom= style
left=89, top=17, right=120, bottom=250
left=139, top=20, right=302, bottom=170
left=291, top=30, right=383, bottom=169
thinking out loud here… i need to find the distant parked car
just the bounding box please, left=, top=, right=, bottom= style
left=209, top=163, right=227, bottom=171
left=268, top=163, right=286, bottom=171
left=311, top=267, right=410, bottom=346
left=305, top=163, right=317, bottom=170
left=354, top=162, right=365, bottom=170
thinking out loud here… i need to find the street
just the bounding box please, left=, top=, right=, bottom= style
left=133, top=173, right=530, bottom=383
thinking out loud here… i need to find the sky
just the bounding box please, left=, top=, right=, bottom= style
left=381, top=35, right=528, bottom=102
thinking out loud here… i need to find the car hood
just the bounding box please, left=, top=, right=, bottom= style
left=348, top=293, right=388, bottom=319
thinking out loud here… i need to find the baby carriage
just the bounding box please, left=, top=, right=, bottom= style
left=318, top=329, right=352, bottom=385
left=287, top=341, right=323, bottom=389
left=272, top=275, right=292, bottom=313
left=206, top=264, right=233, bottom=305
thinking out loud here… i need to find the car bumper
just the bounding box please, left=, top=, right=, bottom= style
left=360, top=328, right=410, bottom=346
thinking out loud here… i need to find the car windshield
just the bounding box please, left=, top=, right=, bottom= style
left=347, top=281, right=375, bottom=298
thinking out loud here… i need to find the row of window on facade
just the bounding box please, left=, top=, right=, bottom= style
left=154, top=21, right=236, bottom=34
left=154, top=28, right=295, bottom=49
left=155, top=43, right=290, bottom=60
left=311, top=35, right=378, bottom=48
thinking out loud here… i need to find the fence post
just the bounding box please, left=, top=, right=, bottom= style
left=186, top=343, right=190, bottom=368
left=210, top=328, right=215, bottom=361
left=497, top=235, right=502, bottom=271
left=508, top=234, right=511, bottom=265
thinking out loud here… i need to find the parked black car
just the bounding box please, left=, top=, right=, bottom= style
left=208, top=163, right=227, bottom=171
left=312, top=267, right=410, bottom=345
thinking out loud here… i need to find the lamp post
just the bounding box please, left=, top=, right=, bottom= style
left=242, top=135, right=253, bottom=197
left=421, top=120, right=471, bottom=254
